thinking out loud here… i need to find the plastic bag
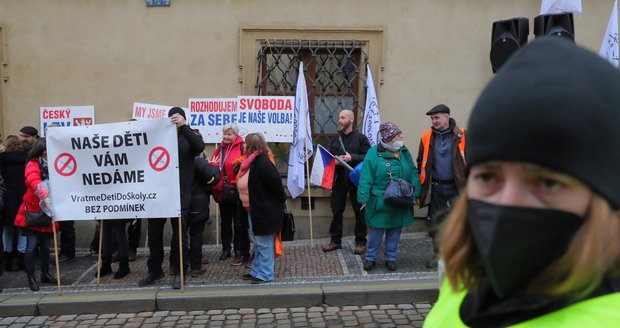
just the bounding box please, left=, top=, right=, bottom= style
left=34, top=179, right=55, bottom=217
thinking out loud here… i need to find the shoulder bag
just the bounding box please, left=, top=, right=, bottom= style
left=384, top=162, right=416, bottom=207
left=220, top=144, right=242, bottom=205
left=25, top=205, right=52, bottom=227
left=281, top=204, right=296, bottom=241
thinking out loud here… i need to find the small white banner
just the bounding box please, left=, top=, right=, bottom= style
left=187, top=98, right=239, bottom=143
left=40, top=105, right=95, bottom=137
left=46, top=119, right=181, bottom=220
left=237, top=96, right=294, bottom=143
left=132, top=102, right=184, bottom=120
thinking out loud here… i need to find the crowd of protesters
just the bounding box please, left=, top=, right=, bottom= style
left=0, top=100, right=454, bottom=291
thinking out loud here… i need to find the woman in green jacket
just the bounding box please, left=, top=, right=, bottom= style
left=357, top=122, right=421, bottom=272
left=424, top=38, right=620, bottom=327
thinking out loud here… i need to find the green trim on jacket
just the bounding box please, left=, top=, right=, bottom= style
left=425, top=281, right=620, bottom=327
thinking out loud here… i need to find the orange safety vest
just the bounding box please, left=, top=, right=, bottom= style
left=419, top=128, right=466, bottom=185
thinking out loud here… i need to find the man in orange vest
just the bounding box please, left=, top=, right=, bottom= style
left=416, top=104, right=466, bottom=268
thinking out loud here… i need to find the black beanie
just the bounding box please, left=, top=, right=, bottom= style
left=467, top=37, right=620, bottom=209
left=168, top=107, right=186, bottom=120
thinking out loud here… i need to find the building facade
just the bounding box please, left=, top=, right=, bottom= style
left=0, top=0, right=613, bottom=245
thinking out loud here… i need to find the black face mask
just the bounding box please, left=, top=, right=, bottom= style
left=466, top=199, right=584, bottom=299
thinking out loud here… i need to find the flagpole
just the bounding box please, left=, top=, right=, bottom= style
left=288, top=60, right=314, bottom=245
left=304, top=128, right=314, bottom=247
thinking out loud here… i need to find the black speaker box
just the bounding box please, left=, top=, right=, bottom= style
left=490, top=17, right=529, bottom=73
left=534, top=13, right=575, bottom=41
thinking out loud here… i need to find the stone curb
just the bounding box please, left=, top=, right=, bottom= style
left=0, top=278, right=438, bottom=316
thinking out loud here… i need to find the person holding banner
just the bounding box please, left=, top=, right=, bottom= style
left=425, top=38, right=620, bottom=327
left=13, top=138, right=59, bottom=291
left=323, top=109, right=371, bottom=255
left=357, top=123, right=421, bottom=272
left=139, top=107, right=205, bottom=289
left=211, top=123, right=250, bottom=266
left=236, top=133, right=286, bottom=284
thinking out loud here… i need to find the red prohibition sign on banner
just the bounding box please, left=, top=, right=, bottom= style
left=54, top=152, right=77, bottom=177
left=149, top=146, right=170, bottom=172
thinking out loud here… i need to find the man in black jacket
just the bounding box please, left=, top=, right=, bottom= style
left=322, top=109, right=371, bottom=255
left=138, top=107, right=205, bottom=289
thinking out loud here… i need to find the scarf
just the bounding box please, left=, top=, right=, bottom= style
left=237, top=151, right=260, bottom=179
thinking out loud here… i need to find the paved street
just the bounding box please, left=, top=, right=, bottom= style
left=0, top=233, right=438, bottom=326
left=0, top=303, right=431, bottom=327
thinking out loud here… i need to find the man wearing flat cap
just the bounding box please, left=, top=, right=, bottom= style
left=416, top=104, right=466, bottom=268
left=19, top=126, right=39, bottom=152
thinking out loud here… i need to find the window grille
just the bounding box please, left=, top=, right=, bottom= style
left=255, top=39, right=370, bottom=174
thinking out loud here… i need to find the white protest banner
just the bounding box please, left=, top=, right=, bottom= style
left=188, top=98, right=238, bottom=143
left=237, top=96, right=294, bottom=142
left=540, top=0, right=582, bottom=15
left=599, top=0, right=619, bottom=68
left=132, top=102, right=186, bottom=120
left=362, top=64, right=381, bottom=146
left=40, top=106, right=95, bottom=137
left=46, top=119, right=180, bottom=221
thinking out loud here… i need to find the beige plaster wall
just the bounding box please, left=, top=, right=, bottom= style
left=0, top=0, right=612, bottom=138
left=0, top=0, right=614, bottom=245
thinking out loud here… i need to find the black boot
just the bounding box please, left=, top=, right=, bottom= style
left=27, top=271, right=39, bottom=291
left=96, top=256, right=113, bottom=278
left=40, top=267, right=55, bottom=284
left=4, top=252, right=14, bottom=272
left=17, top=252, right=25, bottom=271
left=113, top=257, right=130, bottom=279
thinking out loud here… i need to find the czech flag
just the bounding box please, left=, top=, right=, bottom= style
left=310, top=144, right=336, bottom=190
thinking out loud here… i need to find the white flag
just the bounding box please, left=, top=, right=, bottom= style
left=540, top=0, right=582, bottom=15
left=287, top=62, right=314, bottom=199
left=362, top=64, right=381, bottom=147
left=600, top=0, right=619, bottom=68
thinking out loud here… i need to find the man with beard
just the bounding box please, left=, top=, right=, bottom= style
left=416, top=105, right=466, bottom=269
left=322, top=109, right=370, bottom=255
left=19, top=126, right=38, bottom=151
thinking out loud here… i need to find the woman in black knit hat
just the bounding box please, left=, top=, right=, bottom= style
left=425, top=37, right=620, bottom=327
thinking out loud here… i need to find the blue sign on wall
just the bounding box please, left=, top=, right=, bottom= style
left=146, top=0, right=170, bottom=7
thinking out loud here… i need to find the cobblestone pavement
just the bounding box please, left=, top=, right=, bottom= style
left=0, top=303, right=431, bottom=327
left=0, top=233, right=435, bottom=291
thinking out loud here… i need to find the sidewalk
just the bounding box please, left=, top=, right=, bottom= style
left=0, top=232, right=439, bottom=316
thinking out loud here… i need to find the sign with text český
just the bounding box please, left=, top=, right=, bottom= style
left=40, top=105, right=95, bottom=137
